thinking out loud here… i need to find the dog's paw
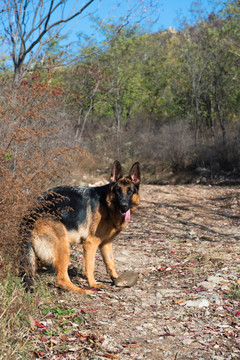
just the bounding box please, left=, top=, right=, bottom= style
left=83, top=289, right=95, bottom=295
left=89, top=282, right=105, bottom=289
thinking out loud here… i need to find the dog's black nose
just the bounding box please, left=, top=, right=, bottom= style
left=120, top=203, right=128, bottom=212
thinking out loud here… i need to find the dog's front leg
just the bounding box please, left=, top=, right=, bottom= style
left=99, top=241, right=119, bottom=281
left=83, top=236, right=104, bottom=288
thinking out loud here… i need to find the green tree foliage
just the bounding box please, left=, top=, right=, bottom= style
left=177, top=7, right=240, bottom=146
left=96, top=24, right=145, bottom=124
left=1, top=1, right=239, bottom=175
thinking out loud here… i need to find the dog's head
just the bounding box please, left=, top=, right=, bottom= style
left=107, top=160, right=140, bottom=221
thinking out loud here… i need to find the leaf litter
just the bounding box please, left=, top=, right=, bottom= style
left=24, top=184, right=240, bottom=359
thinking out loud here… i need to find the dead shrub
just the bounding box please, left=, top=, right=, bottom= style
left=192, top=122, right=240, bottom=175
left=0, top=75, right=89, bottom=268
left=85, top=116, right=240, bottom=182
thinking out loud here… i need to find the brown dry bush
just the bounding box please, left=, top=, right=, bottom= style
left=86, top=116, right=240, bottom=183
left=0, top=74, right=89, bottom=271
left=88, top=118, right=196, bottom=180
left=195, top=123, right=240, bottom=174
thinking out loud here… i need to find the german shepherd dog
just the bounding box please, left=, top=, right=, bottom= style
left=20, top=160, right=140, bottom=294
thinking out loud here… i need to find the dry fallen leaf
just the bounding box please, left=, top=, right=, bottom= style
left=104, top=354, right=120, bottom=359
left=176, top=298, right=185, bottom=304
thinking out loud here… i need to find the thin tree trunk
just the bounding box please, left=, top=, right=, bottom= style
left=114, top=97, right=122, bottom=159
left=217, top=103, right=226, bottom=146
left=75, top=80, right=100, bottom=142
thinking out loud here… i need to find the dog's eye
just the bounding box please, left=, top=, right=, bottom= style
left=127, top=188, right=132, bottom=195
left=115, top=188, right=122, bottom=195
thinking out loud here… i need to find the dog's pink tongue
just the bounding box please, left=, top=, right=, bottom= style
left=125, top=209, right=131, bottom=222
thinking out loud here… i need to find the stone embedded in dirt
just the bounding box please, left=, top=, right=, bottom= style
left=183, top=298, right=209, bottom=308
left=207, top=275, right=225, bottom=284
left=198, top=281, right=217, bottom=290
left=221, top=284, right=230, bottom=291
left=157, top=289, right=181, bottom=296
left=113, top=271, right=139, bottom=287
left=182, top=338, right=194, bottom=345
left=198, top=275, right=226, bottom=290
left=210, top=294, right=221, bottom=305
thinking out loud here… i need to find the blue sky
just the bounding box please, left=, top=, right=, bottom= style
left=93, top=0, right=219, bottom=29
left=58, top=0, right=221, bottom=45
left=0, top=0, right=222, bottom=68
left=66, top=0, right=219, bottom=32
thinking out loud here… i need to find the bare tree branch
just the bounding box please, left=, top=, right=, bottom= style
left=0, top=0, right=160, bottom=86
left=1, top=0, right=96, bottom=85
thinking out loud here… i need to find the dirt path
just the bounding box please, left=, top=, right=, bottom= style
left=32, top=185, right=240, bottom=360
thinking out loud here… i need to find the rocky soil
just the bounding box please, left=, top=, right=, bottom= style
left=30, top=184, right=240, bottom=360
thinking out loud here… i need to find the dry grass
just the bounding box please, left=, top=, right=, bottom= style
left=0, top=265, right=35, bottom=359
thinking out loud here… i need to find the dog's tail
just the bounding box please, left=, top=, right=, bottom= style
left=19, top=226, right=36, bottom=292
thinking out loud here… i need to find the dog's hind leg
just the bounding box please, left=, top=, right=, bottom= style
left=99, top=241, right=119, bottom=280
left=32, top=219, right=92, bottom=294
left=53, top=230, right=93, bottom=295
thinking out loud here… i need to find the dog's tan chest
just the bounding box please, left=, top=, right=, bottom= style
left=68, top=227, right=89, bottom=245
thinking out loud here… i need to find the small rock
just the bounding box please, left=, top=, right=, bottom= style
left=183, top=298, right=209, bottom=308
left=120, top=250, right=131, bottom=256
left=143, top=323, right=155, bottom=329
left=113, top=271, right=139, bottom=287
left=182, top=338, right=193, bottom=345
left=116, top=256, right=128, bottom=262
left=198, top=276, right=226, bottom=291
left=198, top=281, right=216, bottom=290
left=210, top=294, right=221, bottom=304
left=157, top=289, right=180, bottom=296
left=207, top=275, right=225, bottom=284
left=101, top=335, right=119, bottom=352
left=200, top=177, right=207, bottom=184
left=221, top=284, right=230, bottom=291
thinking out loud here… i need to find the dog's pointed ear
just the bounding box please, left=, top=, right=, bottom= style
left=130, top=162, right=140, bottom=187
left=110, top=160, right=123, bottom=182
